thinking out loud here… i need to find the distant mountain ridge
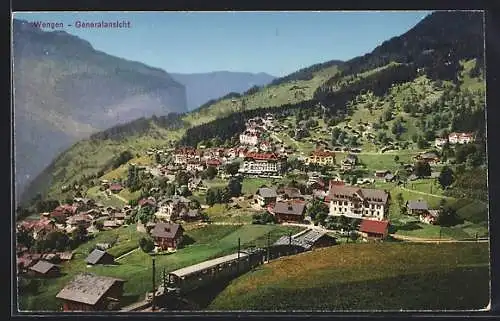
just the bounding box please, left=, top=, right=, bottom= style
left=13, top=19, right=188, bottom=199
left=170, top=71, right=276, bottom=111
left=20, top=11, right=486, bottom=206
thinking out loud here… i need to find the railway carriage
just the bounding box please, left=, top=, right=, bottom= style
left=166, top=249, right=264, bottom=295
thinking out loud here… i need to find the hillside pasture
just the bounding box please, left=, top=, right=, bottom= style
left=208, top=242, right=490, bottom=311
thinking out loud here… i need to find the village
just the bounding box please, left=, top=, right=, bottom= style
left=16, top=111, right=480, bottom=311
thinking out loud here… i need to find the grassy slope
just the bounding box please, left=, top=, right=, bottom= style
left=183, top=65, right=341, bottom=127
left=209, top=242, right=490, bottom=311
left=19, top=224, right=304, bottom=311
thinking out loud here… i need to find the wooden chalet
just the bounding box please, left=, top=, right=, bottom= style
left=56, top=273, right=125, bottom=311
left=150, top=222, right=184, bottom=250
left=270, top=201, right=306, bottom=223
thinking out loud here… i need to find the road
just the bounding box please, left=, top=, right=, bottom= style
left=399, top=186, right=455, bottom=199
left=390, top=234, right=489, bottom=243
left=116, top=247, right=140, bottom=261
left=112, top=193, right=129, bottom=203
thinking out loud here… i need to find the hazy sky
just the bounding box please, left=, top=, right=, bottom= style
left=13, top=11, right=432, bottom=76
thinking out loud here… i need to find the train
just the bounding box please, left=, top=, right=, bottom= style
left=165, top=248, right=264, bottom=295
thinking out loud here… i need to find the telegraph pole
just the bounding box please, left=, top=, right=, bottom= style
left=267, top=232, right=271, bottom=263
left=162, top=267, right=166, bottom=291
left=152, top=257, right=156, bottom=311
left=237, top=237, right=241, bottom=274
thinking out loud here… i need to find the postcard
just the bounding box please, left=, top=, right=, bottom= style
left=12, top=10, right=489, bottom=313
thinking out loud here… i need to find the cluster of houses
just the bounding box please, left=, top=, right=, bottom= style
left=18, top=198, right=133, bottom=238
left=434, top=132, right=475, bottom=148
left=16, top=198, right=137, bottom=275
left=238, top=114, right=275, bottom=147
left=250, top=178, right=393, bottom=241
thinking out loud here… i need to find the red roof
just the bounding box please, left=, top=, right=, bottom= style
left=244, top=152, right=279, bottom=161
left=359, top=220, right=389, bottom=235
left=110, top=183, right=122, bottom=191
left=138, top=198, right=156, bottom=207
left=310, top=150, right=335, bottom=157
left=206, top=159, right=222, bottom=166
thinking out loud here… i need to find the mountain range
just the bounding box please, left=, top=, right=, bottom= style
left=170, top=72, right=276, bottom=111
left=18, top=11, right=485, bottom=205
left=12, top=19, right=276, bottom=199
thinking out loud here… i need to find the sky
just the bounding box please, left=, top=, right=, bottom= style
left=13, top=11, right=432, bottom=77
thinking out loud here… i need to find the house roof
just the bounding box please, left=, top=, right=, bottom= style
left=151, top=222, right=183, bottom=239
left=56, top=252, right=74, bottom=260
left=272, top=201, right=306, bottom=216
left=138, top=198, right=156, bottom=207
left=29, top=260, right=57, bottom=274
left=281, top=187, right=302, bottom=199
left=85, top=249, right=113, bottom=265
left=206, top=159, right=222, bottom=166
left=310, top=150, right=335, bottom=157
left=407, top=200, right=428, bottom=210
left=273, top=229, right=335, bottom=249
left=384, top=173, right=395, bottom=180
left=359, top=220, right=389, bottom=235
left=103, top=220, right=119, bottom=227
left=56, top=273, right=124, bottom=305
left=244, top=152, right=280, bottom=161
left=427, top=209, right=441, bottom=217
left=326, top=185, right=389, bottom=204
left=169, top=252, right=250, bottom=278
left=109, top=183, right=122, bottom=191
left=257, top=187, right=277, bottom=198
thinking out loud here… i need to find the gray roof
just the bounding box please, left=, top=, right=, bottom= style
left=85, top=249, right=113, bottom=265
left=327, top=185, right=389, bottom=205
left=281, top=187, right=302, bottom=199
left=273, top=229, right=334, bottom=250
left=151, top=222, right=183, bottom=239
left=56, top=273, right=124, bottom=305
left=385, top=173, right=395, bottom=180
left=407, top=200, right=428, bottom=210
left=29, top=260, right=57, bottom=274
left=169, top=252, right=249, bottom=278
left=273, top=202, right=306, bottom=216
left=257, top=187, right=277, bottom=198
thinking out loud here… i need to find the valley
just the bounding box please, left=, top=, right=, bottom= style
left=14, top=11, right=489, bottom=313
